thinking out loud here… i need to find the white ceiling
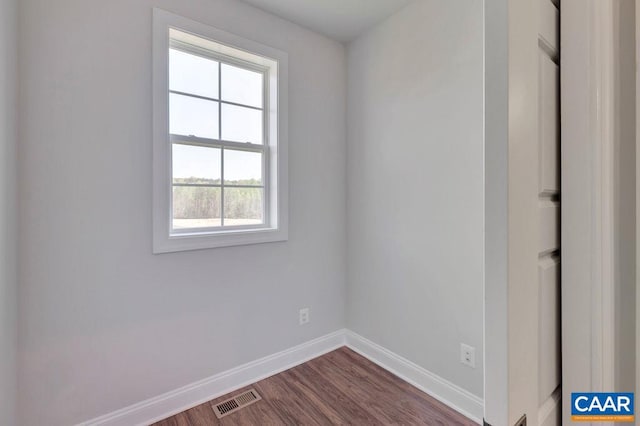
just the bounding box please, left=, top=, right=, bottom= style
left=238, top=0, right=414, bottom=42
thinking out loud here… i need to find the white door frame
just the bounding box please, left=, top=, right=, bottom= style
left=483, top=0, right=509, bottom=422
left=561, top=2, right=617, bottom=424
left=484, top=0, right=619, bottom=424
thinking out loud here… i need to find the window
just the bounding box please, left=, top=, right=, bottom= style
left=153, top=9, right=288, bottom=253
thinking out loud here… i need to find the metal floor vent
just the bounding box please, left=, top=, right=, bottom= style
left=213, top=389, right=262, bottom=419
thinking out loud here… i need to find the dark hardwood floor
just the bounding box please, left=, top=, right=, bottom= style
left=152, top=347, right=477, bottom=425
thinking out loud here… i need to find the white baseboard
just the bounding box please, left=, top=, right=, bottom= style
left=78, top=329, right=484, bottom=426
left=77, top=329, right=346, bottom=426
left=344, top=330, right=484, bottom=424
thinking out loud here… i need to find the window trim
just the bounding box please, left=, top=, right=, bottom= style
left=153, top=8, right=288, bottom=253
left=169, top=42, right=270, bottom=233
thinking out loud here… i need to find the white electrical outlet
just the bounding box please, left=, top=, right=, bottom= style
left=299, top=308, right=310, bottom=325
left=460, top=343, right=476, bottom=368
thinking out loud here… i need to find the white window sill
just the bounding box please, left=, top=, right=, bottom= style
left=153, top=226, right=288, bottom=253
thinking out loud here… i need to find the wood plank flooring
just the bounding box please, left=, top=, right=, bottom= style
left=152, top=347, right=477, bottom=426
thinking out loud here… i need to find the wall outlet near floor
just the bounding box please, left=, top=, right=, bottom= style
left=460, top=343, right=475, bottom=368
left=299, top=308, right=310, bottom=325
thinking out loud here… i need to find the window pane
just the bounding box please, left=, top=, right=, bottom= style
left=221, top=63, right=263, bottom=108
left=172, top=144, right=221, bottom=184
left=221, top=104, right=262, bottom=144
left=170, top=93, right=219, bottom=139
left=224, top=149, right=262, bottom=185
left=170, top=49, right=219, bottom=99
left=173, top=186, right=221, bottom=230
left=223, top=187, right=263, bottom=226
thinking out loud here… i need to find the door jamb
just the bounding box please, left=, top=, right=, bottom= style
left=484, top=0, right=618, bottom=424
left=561, top=0, right=616, bottom=423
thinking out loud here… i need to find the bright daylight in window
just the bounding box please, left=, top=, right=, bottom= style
left=153, top=10, right=288, bottom=253
left=170, top=46, right=267, bottom=231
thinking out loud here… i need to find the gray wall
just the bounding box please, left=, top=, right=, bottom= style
left=346, top=0, right=484, bottom=398
left=17, top=0, right=347, bottom=424
left=0, top=0, right=18, bottom=423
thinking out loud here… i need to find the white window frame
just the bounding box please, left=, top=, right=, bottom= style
left=153, top=9, right=288, bottom=253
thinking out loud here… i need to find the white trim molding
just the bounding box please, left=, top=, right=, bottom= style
left=562, top=1, right=621, bottom=424
left=483, top=0, right=509, bottom=423
left=344, top=331, right=484, bottom=425
left=77, top=329, right=484, bottom=426
left=77, top=330, right=345, bottom=426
